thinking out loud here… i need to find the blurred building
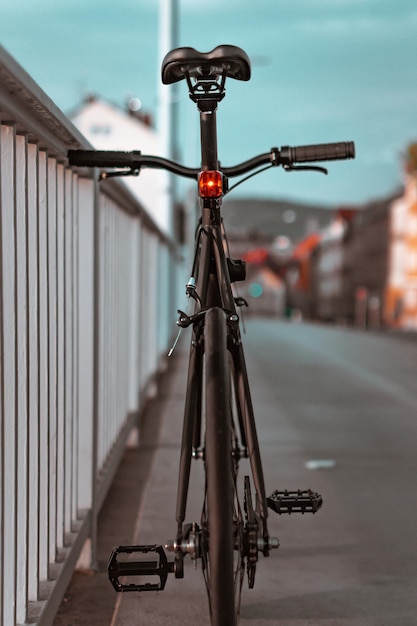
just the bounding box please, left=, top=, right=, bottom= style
left=222, top=197, right=334, bottom=317
left=222, top=185, right=417, bottom=328
left=345, top=196, right=393, bottom=328
left=384, top=171, right=417, bottom=328
left=238, top=250, right=286, bottom=316
left=287, top=190, right=413, bottom=329
left=70, top=95, right=172, bottom=236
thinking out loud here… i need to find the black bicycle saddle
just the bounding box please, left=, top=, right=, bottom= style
left=161, top=45, right=251, bottom=84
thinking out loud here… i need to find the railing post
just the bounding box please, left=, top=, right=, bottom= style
left=1, top=121, right=18, bottom=626
left=91, top=174, right=100, bottom=570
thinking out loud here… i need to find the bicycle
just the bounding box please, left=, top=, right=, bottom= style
left=69, top=44, right=355, bottom=626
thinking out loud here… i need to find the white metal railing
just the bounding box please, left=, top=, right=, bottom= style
left=0, top=46, right=180, bottom=626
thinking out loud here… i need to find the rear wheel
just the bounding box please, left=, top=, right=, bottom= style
left=202, top=308, right=244, bottom=626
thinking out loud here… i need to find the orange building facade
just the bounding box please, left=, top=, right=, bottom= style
left=385, top=172, right=417, bottom=328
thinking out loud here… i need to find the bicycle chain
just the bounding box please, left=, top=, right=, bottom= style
left=243, top=476, right=259, bottom=589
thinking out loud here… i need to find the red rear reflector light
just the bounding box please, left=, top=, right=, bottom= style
left=198, top=170, right=223, bottom=198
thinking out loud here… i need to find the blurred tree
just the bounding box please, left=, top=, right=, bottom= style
left=405, top=142, right=417, bottom=173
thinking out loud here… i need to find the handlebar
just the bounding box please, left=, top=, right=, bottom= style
left=279, top=142, right=355, bottom=165
left=67, top=150, right=200, bottom=179
left=68, top=140, right=355, bottom=180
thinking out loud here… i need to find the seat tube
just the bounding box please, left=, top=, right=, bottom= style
left=199, top=105, right=221, bottom=229
left=200, top=110, right=218, bottom=172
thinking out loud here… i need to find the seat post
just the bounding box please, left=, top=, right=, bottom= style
left=188, top=77, right=224, bottom=170
left=200, top=110, right=218, bottom=171
left=199, top=107, right=222, bottom=229
left=188, top=75, right=225, bottom=226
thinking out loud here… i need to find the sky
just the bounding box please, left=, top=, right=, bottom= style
left=1, top=0, right=417, bottom=208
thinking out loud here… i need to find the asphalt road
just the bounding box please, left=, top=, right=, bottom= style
left=55, top=320, right=417, bottom=626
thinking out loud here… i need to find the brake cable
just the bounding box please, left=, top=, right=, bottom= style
left=225, top=165, right=274, bottom=195
left=225, top=162, right=327, bottom=196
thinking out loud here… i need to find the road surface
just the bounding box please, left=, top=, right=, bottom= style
left=55, top=320, right=417, bottom=626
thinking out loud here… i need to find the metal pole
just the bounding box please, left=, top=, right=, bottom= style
left=158, top=0, right=181, bottom=322
left=158, top=0, right=179, bottom=222
left=158, top=0, right=179, bottom=163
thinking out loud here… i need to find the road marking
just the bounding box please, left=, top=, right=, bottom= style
left=305, top=459, right=336, bottom=470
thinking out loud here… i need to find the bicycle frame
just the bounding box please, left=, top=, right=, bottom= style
left=69, top=43, right=353, bottom=624
left=175, top=98, right=269, bottom=546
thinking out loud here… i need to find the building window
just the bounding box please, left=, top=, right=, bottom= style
left=90, top=124, right=112, bottom=135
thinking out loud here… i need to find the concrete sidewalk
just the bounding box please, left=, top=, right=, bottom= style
left=53, top=346, right=191, bottom=626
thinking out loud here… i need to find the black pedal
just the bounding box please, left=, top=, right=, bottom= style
left=108, top=545, right=174, bottom=592
left=267, top=489, right=322, bottom=514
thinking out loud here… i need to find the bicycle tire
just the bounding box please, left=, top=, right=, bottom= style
left=204, top=307, right=238, bottom=626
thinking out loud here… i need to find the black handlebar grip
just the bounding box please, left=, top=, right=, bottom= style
left=68, top=150, right=142, bottom=168
left=281, top=141, right=355, bottom=165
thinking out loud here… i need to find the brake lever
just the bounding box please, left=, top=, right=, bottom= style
left=283, top=165, right=328, bottom=175
left=99, top=168, right=140, bottom=181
